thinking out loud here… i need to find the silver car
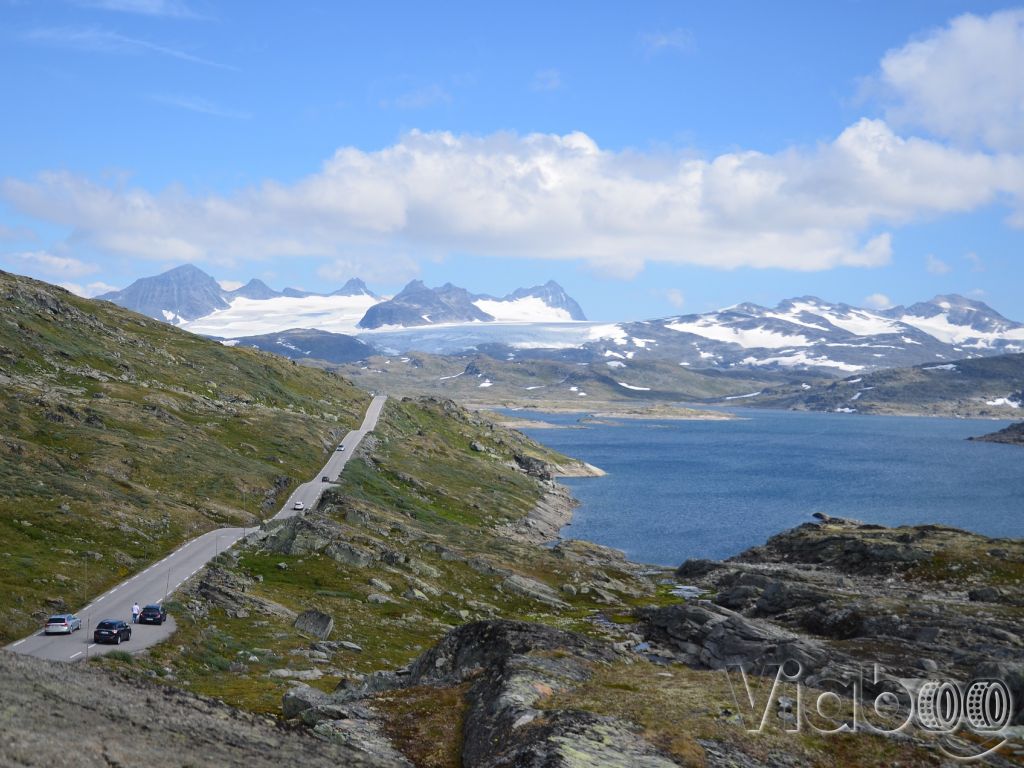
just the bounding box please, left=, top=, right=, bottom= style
left=44, top=613, right=82, bottom=635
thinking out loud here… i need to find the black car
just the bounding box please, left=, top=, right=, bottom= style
left=138, top=604, right=167, bottom=625
left=93, top=619, right=131, bottom=644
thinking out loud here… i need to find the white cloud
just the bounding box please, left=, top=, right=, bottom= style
left=965, top=251, right=985, bottom=271
left=531, top=69, right=562, bottom=91
left=217, top=279, right=243, bottom=291
left=60, top=280, right=119, bottom=297
left=7, top=250, right=98, bottom=277
left=642, top=28, right=696, bottom=55
left=876, top=10, right=1024, bottom=151
left=926, top=254, right=951, bottom=274
left=665, top=288, right=685, bottom=309
left=4, top=119, right=1023, bottom=280
left=863, top=292, right=893, bottom=309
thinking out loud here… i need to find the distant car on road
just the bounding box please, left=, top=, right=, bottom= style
left=93, top=619, right=131, bottom=644
left=293, top=500, right=305, bottom=511
left=322, top=475, right=330, bottom=482
left=137, top=604, right=167, bottom=625
left=336, top=445, right=345, bottom=451
left=44, top=614, right=81, bottom=635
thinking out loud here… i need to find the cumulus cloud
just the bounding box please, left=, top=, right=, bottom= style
left=926, top=254, right=951, bottom=274
left=876, top=9, right=1024, bottom=151
left=3, top=120, right=1024, bottom=280
left=863, top=292, right=893, bottom=309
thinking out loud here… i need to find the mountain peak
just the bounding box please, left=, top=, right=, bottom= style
left=504, top=281, right=586, bottom=320
left=331, top=277, right=378, bottom=298
left=97, top=263, right=227, bottom=323
left=228, top=278, right=280, bottom=300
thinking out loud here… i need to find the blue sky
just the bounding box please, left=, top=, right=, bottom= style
left=1, top=0, right=1022, bottom=321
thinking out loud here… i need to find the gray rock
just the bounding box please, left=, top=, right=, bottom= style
left=282, top=683, right=329, bottom=719
left=366, top=593, right=391, bottom=604
left=294, top=609, right=334, bottom=640
left=368, top=577, right=392, bottom=593
left=500, top=575, right=569, bottom=608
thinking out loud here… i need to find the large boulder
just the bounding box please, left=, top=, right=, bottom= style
left=635, top=602, right=830, bottom=674
left=294, top=609, right=334, bottom=640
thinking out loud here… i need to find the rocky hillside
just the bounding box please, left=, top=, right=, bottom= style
left=0, top=270, right=368, bottom=642
left=748, top=351, right=1024, bottom=417
left=0, top=649, right=388, bottom=768
left=91, top=395, right=1022, bottom=765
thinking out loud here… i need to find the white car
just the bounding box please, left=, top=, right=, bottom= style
left=336, top=445, right=345, bottom=452
left=292, top=500, right=305, bottom=511
left=44, top=614, right=82, bottom=634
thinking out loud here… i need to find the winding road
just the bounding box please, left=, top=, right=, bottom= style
left=6, top=395, right=387, bottom=663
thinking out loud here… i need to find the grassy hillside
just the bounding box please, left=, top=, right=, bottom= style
left=136, top=396, right=669, bottom=712
left=750, top=352, right=1024, bottom=417
left=0, top=270, right=368, bottom=642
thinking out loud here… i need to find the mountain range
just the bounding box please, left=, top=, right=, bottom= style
left=96, top=265, right=1024, bottom=374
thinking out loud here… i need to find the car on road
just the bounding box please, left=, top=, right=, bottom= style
left=336, top=445, right=345, bottom=451
left=293, top=500, right=305, bottom=510
left=137, top=604, right=167, bottom=625
left=322, top=475, right=330, bottom=482
left=44, top=614, right=81, bottom=635
left=93, top=619, right=131, bottom=644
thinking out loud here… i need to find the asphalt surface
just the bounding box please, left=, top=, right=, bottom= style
left=6, top=395, right=387, bottom=662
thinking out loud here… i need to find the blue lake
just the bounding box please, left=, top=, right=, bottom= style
left=512, top=409, right=1024, bottom=566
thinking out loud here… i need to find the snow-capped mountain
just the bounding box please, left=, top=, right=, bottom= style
left=358, top=281, right=493, bottom=329
left=97, top=266, right=588, bottom=338
left=581, top=295, right=1024, bottom=373
left=96, top=264, right=229, bottom=323
left=474, top=281, right=587, bottom=322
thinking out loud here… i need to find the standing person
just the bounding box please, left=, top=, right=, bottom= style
left=131, top=602, right=140, bottom=624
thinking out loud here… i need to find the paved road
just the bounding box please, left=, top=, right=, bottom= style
left=6, top=395, right=387, bottom=662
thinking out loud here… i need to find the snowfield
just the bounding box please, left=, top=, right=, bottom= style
left=181, top=295, right=380, bottom=338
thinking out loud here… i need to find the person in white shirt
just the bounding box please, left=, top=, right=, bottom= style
left=131, top=602, right=140, bottom=624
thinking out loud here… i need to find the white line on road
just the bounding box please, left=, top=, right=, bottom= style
left=12, top=639, right=25, bottom=647
left=88, top=644, right=96, bottom=649
left=70, top=651, right=83, bottom=659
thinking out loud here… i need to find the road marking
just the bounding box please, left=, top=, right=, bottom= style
left=12, top=639, right=26, bottom=647
left=70, top=651, right=83, bottom=659
left=88, top=644, right=96, bottom=649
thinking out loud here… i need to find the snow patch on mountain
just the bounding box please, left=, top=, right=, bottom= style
left=472, top=296, right=575, bottom=322
left=665, top=319, right=812, bottom=349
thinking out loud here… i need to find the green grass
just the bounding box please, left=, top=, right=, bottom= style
left=145, top=396, right=670, bottom=713
left=0, top=271, right=368, bottom=642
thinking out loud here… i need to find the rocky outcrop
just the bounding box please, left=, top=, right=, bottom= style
left=291, top=620, right=677, bottom=768
left=0, top=650, right=388, bottom=768
left=971, top=420, right=1024, bottom=446
left=635, top=602, right=829, bottom=673
left=661, top=517, right=1024, bottom=707
left=294, top=609, right=334, bottom=640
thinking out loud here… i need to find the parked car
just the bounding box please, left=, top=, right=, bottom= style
left=93, top=619, right=131, bottom=644
left=44, top=614, right=81, bottom=635
left=293, top=500, right=305, bottom=511
left=137, top=604, right=167, bottom=625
